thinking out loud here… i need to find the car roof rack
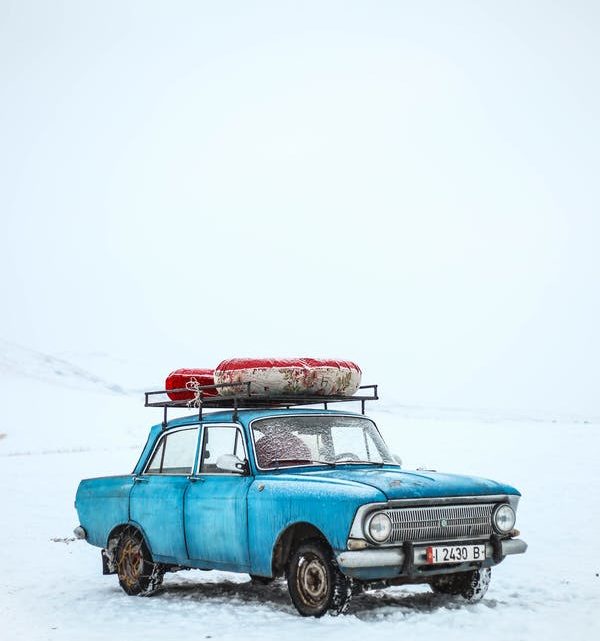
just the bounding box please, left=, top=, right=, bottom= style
left=144, top=382, right=379, bottom=427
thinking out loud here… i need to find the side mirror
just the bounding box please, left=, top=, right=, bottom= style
left=216, top=454, right=248, bottom=474
left=393, top=454, right=402, bottom=467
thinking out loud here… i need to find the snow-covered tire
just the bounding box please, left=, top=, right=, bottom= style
left=286, top=539, right=352, bottom=617
left=115, top=528, right=164, bottom=596
left=430, top=567, right=491, bottom=603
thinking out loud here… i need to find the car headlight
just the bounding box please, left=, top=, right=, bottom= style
left=493, top=504, right=516, bottom=534
left=367, top=512, right=392, bottom=543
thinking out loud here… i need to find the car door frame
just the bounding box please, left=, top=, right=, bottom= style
left=129, top=423, right=201, bottom=564
left=184, top=422, right=253, bottom=571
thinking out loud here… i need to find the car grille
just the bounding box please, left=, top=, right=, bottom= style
left=384, top=503, right=495, bottom=543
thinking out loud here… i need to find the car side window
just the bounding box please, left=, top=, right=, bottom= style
left=200, top=426, right=246, bottom=474
left=145, top=427, right=199, bottom=475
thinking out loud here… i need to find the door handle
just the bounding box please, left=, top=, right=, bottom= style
left=188, top=476, right=204, bottom=483
left=133, top=476, right=149, bottom=483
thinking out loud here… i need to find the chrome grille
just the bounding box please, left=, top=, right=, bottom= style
left=385, top=503, right=494, bottom=543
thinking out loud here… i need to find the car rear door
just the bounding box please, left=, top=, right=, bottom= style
left=184, top=423, right=252, bottom=570
left=129, top=425, right=200, bottom=563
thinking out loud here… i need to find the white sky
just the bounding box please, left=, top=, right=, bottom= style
left=1, top=1, right=598, bottom=415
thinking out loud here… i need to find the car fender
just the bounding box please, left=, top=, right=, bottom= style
left=105, top=520, right=155, bottom=556
left=247, top=475, right=386, bottom=577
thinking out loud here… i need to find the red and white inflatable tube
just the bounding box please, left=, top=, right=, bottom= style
left=214, top=358, right=362, bottom=397
left=165, top=368, right=217, bottom=401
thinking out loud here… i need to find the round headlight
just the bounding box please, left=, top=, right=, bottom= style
left=367, top=512, right=392, bottom=543
left=493, top=504, right=516, bottom=534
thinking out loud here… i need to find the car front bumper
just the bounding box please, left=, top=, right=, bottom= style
left=336, top=538, right=527, bottom=581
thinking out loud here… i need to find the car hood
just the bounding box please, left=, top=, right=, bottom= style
left=295, top=466, right=519, bottom=500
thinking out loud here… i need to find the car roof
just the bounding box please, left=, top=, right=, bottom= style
left=158, top=407, right=367, bottom=431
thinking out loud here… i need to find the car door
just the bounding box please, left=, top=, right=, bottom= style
left=129, top=425, right=200, bottom=562
left=184, top=423, right=252, bottom=570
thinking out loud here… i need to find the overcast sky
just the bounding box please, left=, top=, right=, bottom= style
left=1, top=1, right=598, bottom=415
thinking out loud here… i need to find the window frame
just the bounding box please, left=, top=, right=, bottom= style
left=142, top=425, right=201, bottom=476
left=196, top=423, right=249, bottom=476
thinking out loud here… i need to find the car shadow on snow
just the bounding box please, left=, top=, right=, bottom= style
left=157, top=577, right=294, bottom=612
left=348, top=589, right=499, bottom=619
left=156, top=576, right=498, bottom=619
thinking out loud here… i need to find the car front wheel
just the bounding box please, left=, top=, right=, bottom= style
left=430, top=567, right=491, bottom=602
left=286, top=539, right=352, bottom=617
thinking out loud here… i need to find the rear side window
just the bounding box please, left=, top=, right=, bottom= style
left=145, top=427, right=199, bottom=475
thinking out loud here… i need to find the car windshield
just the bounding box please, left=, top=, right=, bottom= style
left=252, top=415, right=396, bottom=469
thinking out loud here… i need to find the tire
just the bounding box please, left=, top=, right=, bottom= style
left=115, top=528, right=164, bottom=596
left=430, top=568, right=491, bottom=603
left=286, top=539, right=352, bottom=617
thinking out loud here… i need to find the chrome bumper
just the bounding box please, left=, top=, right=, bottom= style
left=337, top=538, right=527, bottom=569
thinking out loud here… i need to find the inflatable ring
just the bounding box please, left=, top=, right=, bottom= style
left=165, top=368, right=217, bottom=401
left=214, top=358, right=362, bottom=397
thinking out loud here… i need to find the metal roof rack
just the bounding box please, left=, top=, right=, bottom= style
left=144, top=382, right=379, bottom=427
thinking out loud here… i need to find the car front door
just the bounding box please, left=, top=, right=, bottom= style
left=184, top=423, right=252, bottom=570
left=129, top=425, right=200, bottom=563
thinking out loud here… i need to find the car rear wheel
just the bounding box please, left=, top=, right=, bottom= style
left=430, top=567, right=491, bottom=602
left=286, top=539, right=352, bottom=617
left=115, top=528, right=164, bottom=596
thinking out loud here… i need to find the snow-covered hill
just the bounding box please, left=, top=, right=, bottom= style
left=0, top=340, right=153, bottom=455
left=1, top=343, right=599, bottom=640
left=0, top=339, right=141, bottom=395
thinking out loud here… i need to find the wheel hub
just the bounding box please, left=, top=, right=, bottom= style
left=118, top=539, right=143, bottom=588
left=298, top=557, right=328, bottom=605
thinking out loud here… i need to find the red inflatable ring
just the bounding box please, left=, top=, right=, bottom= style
left=165, top=368, right=217, bottom=401
left=214, top=358, right=362, bottom=397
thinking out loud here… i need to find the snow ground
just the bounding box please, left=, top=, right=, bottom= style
left=1, top=348, right=599, bottom=640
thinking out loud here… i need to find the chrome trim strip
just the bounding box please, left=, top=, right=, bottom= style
left=500, top=538, right=528, bottom=556
left=384, top=494, right=515, bottom=507
left=384, top=503, right=495, bottom=544
left=507, top=495, right=521, bottom=511
left=336, top=538, right=527, bottom=569
left=337, top=548, right=405, bottom=569
left=349, top=495, right=514, bottom=540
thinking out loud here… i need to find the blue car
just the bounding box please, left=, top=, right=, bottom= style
left=74, top=387, right=527, bottom=617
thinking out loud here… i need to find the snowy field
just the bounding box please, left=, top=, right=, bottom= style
left=1, top=346, right=599, bottom=640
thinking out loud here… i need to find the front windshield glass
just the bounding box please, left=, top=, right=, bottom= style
left=252, top=415, right=395, bottom=469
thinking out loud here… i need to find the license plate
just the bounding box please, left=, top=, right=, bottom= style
left=426, top=544, right=486, bottom=565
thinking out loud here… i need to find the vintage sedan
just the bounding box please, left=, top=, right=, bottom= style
left=74, top=397, right=527, bottom=617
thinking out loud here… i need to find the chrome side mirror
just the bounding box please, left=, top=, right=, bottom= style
left=393, top=454, right=403, bottom=467
left=216, top=454, right=247, bottom=474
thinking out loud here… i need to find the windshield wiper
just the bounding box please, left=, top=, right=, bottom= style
left=270, top=458, right=336, bottom=468
left=334, top=459, right=386, bottom=466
